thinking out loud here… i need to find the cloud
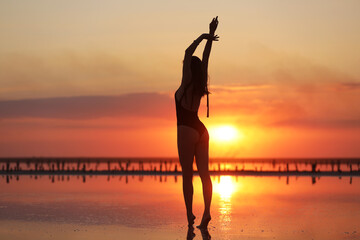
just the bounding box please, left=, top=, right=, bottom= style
left=0, top=92, right=175, bottom=120
left=334, top=82, right=360, bottom=91
left=210, top=84, right=273, bottom=93
left=0, top=52, right=157, bottom=100
left=209, top=79, right=360, bottom=129
left=269, top=118, right=360, bottom=129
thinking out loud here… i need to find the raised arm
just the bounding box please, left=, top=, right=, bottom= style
left=182, top=34, right=205, bottom=85
left=182, top=33, right=219, bottom=86
left=202, top=17, right=219, bottom=75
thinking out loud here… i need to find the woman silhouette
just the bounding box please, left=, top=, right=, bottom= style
left=175, top=16, right=219, bottom=229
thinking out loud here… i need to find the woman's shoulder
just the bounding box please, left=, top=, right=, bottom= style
left=175, top=86, right=184, bottom=101
left=177, top=80, right=194, bottom=96
left=174, top=88, right=180, bottom=101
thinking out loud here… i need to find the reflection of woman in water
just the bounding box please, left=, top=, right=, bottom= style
left=175, top=16, right=219, bottom=229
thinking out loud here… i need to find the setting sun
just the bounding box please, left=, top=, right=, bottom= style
left=209, top=125, right=243, bottom=143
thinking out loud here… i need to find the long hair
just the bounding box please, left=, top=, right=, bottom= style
left=191, top=56, right=209, bottom=97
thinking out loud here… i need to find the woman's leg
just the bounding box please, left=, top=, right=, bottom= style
left=194, top=129, right=212, bottom=228
left=177, top=126, right=199, bottom=226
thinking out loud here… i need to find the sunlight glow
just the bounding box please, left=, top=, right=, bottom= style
left=209, top=125, right=243, bottom=143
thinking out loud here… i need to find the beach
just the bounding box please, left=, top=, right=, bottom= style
left=1, top=170, right=359, bottom=240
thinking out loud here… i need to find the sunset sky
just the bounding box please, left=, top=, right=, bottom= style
left=1, top=1, right=359, bottom=157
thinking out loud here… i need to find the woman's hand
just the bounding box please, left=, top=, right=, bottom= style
left=209, top=16, right=219, bottom=35
left=203, top=33, right=219, bottom=41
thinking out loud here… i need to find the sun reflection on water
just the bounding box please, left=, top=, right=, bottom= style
left=214, top=176, right=236, bottom=199
left=213, top=176, right=239, bottom=230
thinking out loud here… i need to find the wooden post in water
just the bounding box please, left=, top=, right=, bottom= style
left=311, top=163, right=317, bottom=173
left=337, top=161, right=341, bottom=173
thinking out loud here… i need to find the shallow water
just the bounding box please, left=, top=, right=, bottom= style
left=0, top=174, right=359, bottom=240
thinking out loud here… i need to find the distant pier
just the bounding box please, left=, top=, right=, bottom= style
left=1, top=157, right=359, bottom=176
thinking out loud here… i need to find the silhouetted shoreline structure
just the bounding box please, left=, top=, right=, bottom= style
left=0, top=157, right=359, bottom=177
